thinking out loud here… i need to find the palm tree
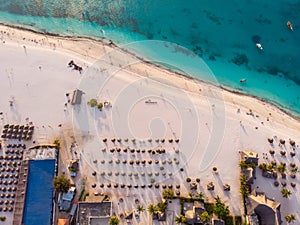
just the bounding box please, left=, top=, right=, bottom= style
left=137, top=205, right=145, bottom=214
left=277, top=164, right=286, bottom=174
left=175, top=214, right=186, bottom=224
left=281, top=188, right=292, bottom=198
left=200, top=211, right=210, bottom=222
left=109, top=216, right=120, bottom=225
left=285, top=214, right=296, bottom=223
left=147, top=204, right=158, bottom=215
left=188, top=192, right=194, bottom=199
left=239, top=160, right=247, bottom=170
left=195, top=192, right=204, bottom=201
left=157, top=202, right=168, bottom=213
left=162, top=189, right=174, bottom=199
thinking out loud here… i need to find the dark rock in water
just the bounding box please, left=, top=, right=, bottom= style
left=231, top=53, right=248, bottom=66
left=252, top=35, right=261, bottom=43
left=209, top=55, right=216, bottom=61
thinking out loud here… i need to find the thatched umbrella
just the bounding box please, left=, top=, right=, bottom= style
left=141, top=160, right=146, bottom=164
left=108, top=160, right=113, bottom=164
left=176, top=184, right=180, bottom=189
left=115, top=159, right=120, bottom=164
left=147, top=149, right=152, bottom=153
left=117, top=138, right=121, bottom=142
left=91, top=184, right=96, bottom=188
left=162, top=184, right=167, bottom=189
left=122, top=159, right=127, bottom=164
left=100, top=137, right=106, bottom=142
left=289, top=139, right=296, bottom=146
left=175, top=138, right=180, bottom=143
left=148, top=138, right=152, bottom=142
left=111, top=138, right=116, bottom=143
left=124, top=138, right=128, bottom=142
left=114, top=183, right=119, bottom=188
left=291, top=182, right=296, bottom=188
left=290, top=162, right=296, bottom=168
left=116, top=148, right=121, bottom=153
left=271, top=160, right=277, bottom=166
left=141, top=172, right=145, bottom=176
left=161, top=160, right=166, bottom=165
left=107, top=183, right=111, bottom=188
left=110, top=148, right=115, bottom=153
left=148, top=184, right=152, bottom=188
left=130, top=149, right=135, bottom=153
left=155, top=172, right=159, bottom=176
left=100, top=172, right=105, bottom=176
left=155, top=160, right=159, bottom=164
left=129, top=160, right=134, bottom=165
left=123, top=148, right=128, bottom=153
left=161, top=139, right=165, bottom=143
left=148, top=172, right=152, bottom=176
left=155, top=139, right=160, bottom=143
left=168, top=184, right=173, bottom=189
left=290, top=152, right=296, bottom=157
left=161, top=149, right=166, bottom=154
left=223, top=184, right=230, bottom=191
left=121, top=172, right=126, bottom=176
left=134, top=184, right=139, bottom=188
left=269, top=149, right=275, bottom=155
left=280, top=150, right=286, bottom=156
left=175, top=190, right=180, bottom=196
left=290, top=173, right=296, bottom=179
left=281, top=181, right=287, bottom=187
left=156, top=149, right=161, bottom=154
left=134, top=172, right=138, bottom=177
left=128, top=172, right=133, bottom=177
left=100, top=184, right=104, bottom=188
left=148, top=160, right=152, bottom=164
left=168, top=172, right=173, bottom=176
left=141, top=184, right=146, bottom=188
left=115, top=172, right=119, bottom=176
left=4, top=124, right=9, bottom=128
left=168, top=159, right=172, bottom=164
left=127, top=184, right=132, bottom=188
left=131, top=138, right=136, bottom=143
left=279, top=139, right=285, bottom=145
left=141, top=149, right=146, bottom=153
left=169, top=139, right=173, bottom=143
left=120, top=184, right=125, bottom=188
left=136, top=149, right=140, bottom=153
left=155, top=184, right=159, bottom=188
left=162, top=172, right=166, bottom=176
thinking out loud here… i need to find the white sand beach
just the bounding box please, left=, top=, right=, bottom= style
left=0, top=24, right=300, bottom=224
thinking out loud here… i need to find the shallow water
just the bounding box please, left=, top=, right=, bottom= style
left=0, top=0, right=299, bottom=115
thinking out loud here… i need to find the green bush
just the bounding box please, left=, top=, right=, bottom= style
left=186, top=177, right=191, bottom=183
left=224, top=215, right=234, bottom=225
left=87, top=99, right=97, bottom=107
left=204, top=203, right=214, bottom=215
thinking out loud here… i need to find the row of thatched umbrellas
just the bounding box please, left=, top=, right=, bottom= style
left=0, top=193, right=15, bottom=198
left=274, top=181, right=296, bottom=188
left=103, top=137, right=180, bottom=144
left=269, top=149, right=296, bottom=157
left=107, top=148, right=172, bottom=154
left=4, top=149, right=24, bottom=155
left=0, top=161, right=21, bottom=166
left=0, top=200, right=14, bottom=205
left=0, top=179, right=18, bottom=185
left=97, top=183, right=180, bottom=190
left=98, top=159, right=179, bottom=165
left=0, top=155, right=23, bottom=160
left=98, top=171, right=173, bottom=177
left=0, top=186, right=17, bottom=192
left=0, top=206, right=13, bottom=212
left=268, top=137, right=296, bottom=146
left=6, top=144, right=26, bottom=149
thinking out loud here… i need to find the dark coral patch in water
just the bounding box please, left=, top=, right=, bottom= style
left=231, top=53, right=249, bottom=66
left=252, top=35, right=261, bottom=43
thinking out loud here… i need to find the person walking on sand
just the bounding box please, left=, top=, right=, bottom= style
left=23, top=45, right=27, bottom=55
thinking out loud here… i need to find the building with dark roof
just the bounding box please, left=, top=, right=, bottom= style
left=76, top=201, right=112, bottom=225
left=247, top=191, right=282, bottom=225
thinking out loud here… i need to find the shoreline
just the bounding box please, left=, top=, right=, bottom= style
left=1, top=21, right=300, bottom=121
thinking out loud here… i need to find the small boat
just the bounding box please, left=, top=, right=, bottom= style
left=287, top=21, right=293, bottom=31
left=256, top=43, right=263, bottom=50
left=240, top=79, right=246, bottom=83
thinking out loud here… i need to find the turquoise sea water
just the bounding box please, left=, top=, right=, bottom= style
left=0, top=0, right=299, bottom=116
